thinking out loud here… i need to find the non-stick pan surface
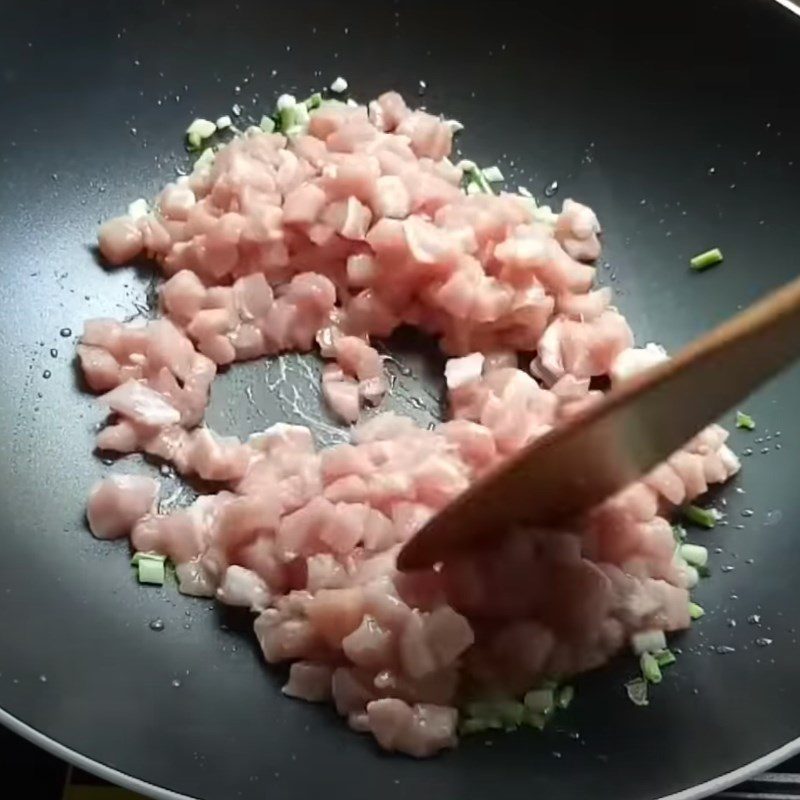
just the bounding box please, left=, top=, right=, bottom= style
left=1, top=1, right=800, bottom=799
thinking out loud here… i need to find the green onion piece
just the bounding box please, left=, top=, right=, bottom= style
left=625, top=678, right=649, bottom=707
left=523, top=688, right=555, bottom=715
left=736, top=410, right=756, bottom=430
left=459, top=717, right=500, bottom=735
left=683, top=504, right=719, bottom=529
left=186, top=131, right=202, bottom=151
left=194, top=148, right=215, bottom=170
left=522, top=709, right=548, bottom=730
left=654, top=648, right=677, bottom=667
left=304, top=92, right=323, bottom=110
left=640, top=652, right=663, bottom=684
left=556, top=685, right=575, bottom=709
left=259, top=115, right=276, bottom=134
left=690, top=247, right=724, bottom=271
left=137, top=556, right=165, bottom=585
left=460, top=162, right=495, bottom=195
left=672, top=524, right=688, bottom=542
left=631, top=629, right=667, bottom=655
left=689, top=601, right=705, bottom=620
left=482, top=165, right=505, bottom=183
left=465, top=700, right=524, bottom=728
left=131, top=552, right=166, bottom=566
left=680, top=543, right=709, bottom=568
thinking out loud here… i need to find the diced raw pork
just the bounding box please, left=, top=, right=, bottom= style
left=80, top=87, right=741, bottom=759
left=86, top=475, right=159, bottom=540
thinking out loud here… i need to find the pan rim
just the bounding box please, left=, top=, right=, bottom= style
left=1, top=703, right=798, bottom=800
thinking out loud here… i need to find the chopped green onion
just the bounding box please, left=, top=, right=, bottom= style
left=736, top=410, right=756, bottom=430
left=276, top=93, right=297, bottom=111
left=654, top=648, right=677, bottom=668
left=631, top=629, right=667, bottom=655
left=465, top=700, right=524, bottom=728
left=482, top=165, right=505, bottom=183
left=215, top=115, right=232, bottom=130
left=672, top=524, right=688, bottom=542
left=330, top=76, right=349, bottom=93
left=625, top=678, right=649, bottom=707
left=304, top=93, right=323, bottom=110
left=518, top=186, right=534, bottom=199
left=193, top=148, right=215, bottom=170
left=523, top=688, right=555, bottom=715
left=137, top=556, right=165, bottom=585
left=680, top=543, right=709, bottom=568
left=131, top=552, right=166, bottom=566
left=185, top=118, right=217, bottom=150
left=640, top=652, right=663, bottom=684
left=683, top=504, right=719, bottom=529
left=689, top=601, right=705, bottom=620
left=458, top=160, right=494, bottom=195
left=690, top=247, right=724, bottom=271
left=556, top=685, right=575, bottom=710
left=459, top=717, right=500, bottom=735
left=259, top=115, right=276, bottom=134
left=523, top=710, right=548, bottom=730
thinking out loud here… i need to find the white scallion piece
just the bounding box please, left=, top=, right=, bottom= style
left=259, top=115, right=276, bottom=134
left=186, top=118, right=217, bottom=140
left=276, top=94, right=297, bottom=111
left=625, top=678, right=649, bottom=707
left=680, top=543, right=709, bottom=568
left=482, top=165, right=505, bottom=183
left=330, top=76, right=348, bottom=93
left=518, top=186, right=534, bottom=198
left=127, top=198, right=149, bottom=220
left=445, top=119, right=464, bottom=134
left=215, top=115, right=232, bottom=129
left=523, top=688, right=555, bottom=714
left=193, top=147, right=215, bottom=170
left=631, top=629, right=667, bottom=655
left=683, top=565, right=700, bottom=589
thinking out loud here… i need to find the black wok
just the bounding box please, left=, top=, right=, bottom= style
left=1, top=1, right=800, bottom=798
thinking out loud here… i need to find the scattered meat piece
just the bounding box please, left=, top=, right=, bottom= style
left=100, top=380, right=181, bottom=428
left=217, top=565, right=271, bottom=612
left=86, top=475, right=159, bottom=540
left=283, top=661, right=333, bottom=702
left=98, top=216, right=144, bottom=265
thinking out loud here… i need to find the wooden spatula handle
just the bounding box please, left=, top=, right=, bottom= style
left=399, top=275, right=800, bottom=572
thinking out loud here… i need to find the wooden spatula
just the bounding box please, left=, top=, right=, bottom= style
left=398, top=275, right=800, bottom=572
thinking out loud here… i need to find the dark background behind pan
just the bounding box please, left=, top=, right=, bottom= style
left=1, top=1, right=799, bottom=799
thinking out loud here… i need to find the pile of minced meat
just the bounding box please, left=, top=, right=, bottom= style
left=81, top=89, right=739, bottom=756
